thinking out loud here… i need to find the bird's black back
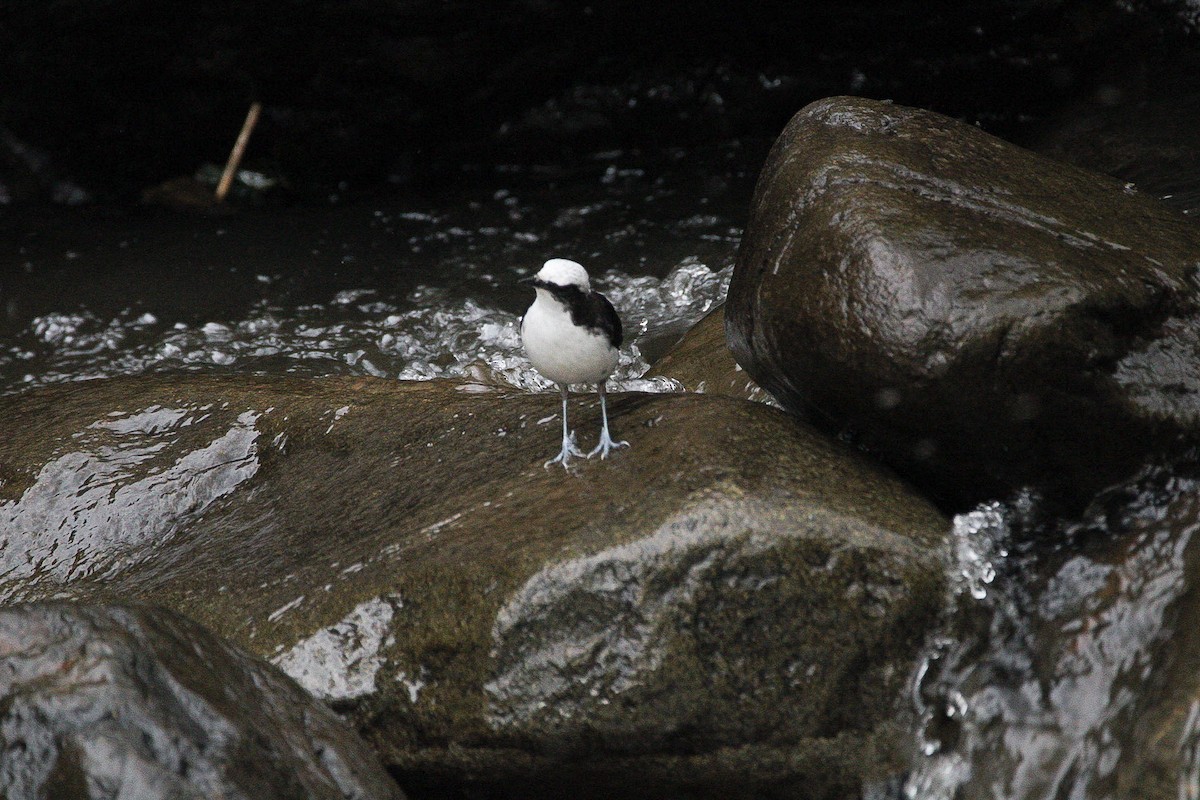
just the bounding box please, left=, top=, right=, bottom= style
left=538, top=282, right=623, bottom=348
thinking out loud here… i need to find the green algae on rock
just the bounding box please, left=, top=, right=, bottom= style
left=0, top=375, right=949, bottom=799
left=727, top=95, right=1200, bottom=511
left=0, top=601, right=405, bottom=800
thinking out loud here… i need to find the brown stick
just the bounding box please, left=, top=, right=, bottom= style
left=215, top=102, right=262, bottom=202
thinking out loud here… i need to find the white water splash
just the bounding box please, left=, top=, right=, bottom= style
left=3, top=259, right=731, bottom=396
left=907, top=480, right=1200, bottom=800
left=948, top=502, right=1008, bottom=601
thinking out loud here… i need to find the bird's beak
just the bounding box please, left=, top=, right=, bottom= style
left=518, top=276, right=536, bottom=286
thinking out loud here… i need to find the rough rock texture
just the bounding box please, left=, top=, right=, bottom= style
left=727, top=95, right=1200, bottom=511
left=646, top=306, right=773, bottom=405
left=0, top=602, right=405, bottom=800
left=0, top=374, right=950, bottom=799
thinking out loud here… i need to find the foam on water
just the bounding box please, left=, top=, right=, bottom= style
left=1, top=259, right=729, bottom=395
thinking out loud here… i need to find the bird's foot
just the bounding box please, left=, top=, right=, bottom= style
left=544, top=432, right=586, bottom=469
left=587, top=429, right=630, bottom=460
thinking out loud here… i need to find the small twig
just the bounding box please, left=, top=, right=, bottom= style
left=215, top=102, right=262, bottom=202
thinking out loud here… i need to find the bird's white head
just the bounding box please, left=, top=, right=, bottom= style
left=534, top=258, right=590, bottom=290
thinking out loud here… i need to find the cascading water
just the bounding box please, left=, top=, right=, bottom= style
left=904, top=468, right=1200, bottom=800
left=8, top=133, right=1200, bottom=800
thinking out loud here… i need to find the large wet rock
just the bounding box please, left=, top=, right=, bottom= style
left=727, top=95, right=1200, bottom=511
left=0, top=601, right=404, bottom=800
left=646, top=306, right=773, bottom=405
left=0, top=374, right=949, bottom=799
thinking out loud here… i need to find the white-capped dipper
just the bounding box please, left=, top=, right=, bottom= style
left=520, top=258, right=629, bottom=468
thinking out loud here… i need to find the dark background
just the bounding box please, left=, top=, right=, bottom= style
left=2, top=0, right=1198, bottom=204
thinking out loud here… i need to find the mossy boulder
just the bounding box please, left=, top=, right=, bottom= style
left=0, top=375, right=949, bottom=798
left=727, top=95, right=1200, bottom=511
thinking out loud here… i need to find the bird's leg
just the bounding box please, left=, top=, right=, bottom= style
left=544, top=383, right=585, bottom=469
left=587, top=382, right=630, bottom=459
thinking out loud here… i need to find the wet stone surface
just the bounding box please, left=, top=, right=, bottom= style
left=727, top=95, right=1200, bottom=512
left=645, top=305, right=774, bottom=406
left=0, top=374, right=949, bottom=799
left=0, top=601, right=405, bottom=800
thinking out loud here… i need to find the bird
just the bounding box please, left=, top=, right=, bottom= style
left=520, top=258, right=629, bottom=468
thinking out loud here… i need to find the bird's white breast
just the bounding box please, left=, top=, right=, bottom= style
left=521, top=293, right=619, bottom=385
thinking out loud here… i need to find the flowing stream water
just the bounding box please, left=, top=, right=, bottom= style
left=901, top=468, right=1200, bottom=800
left=0, top=143, right=754, bottom=396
